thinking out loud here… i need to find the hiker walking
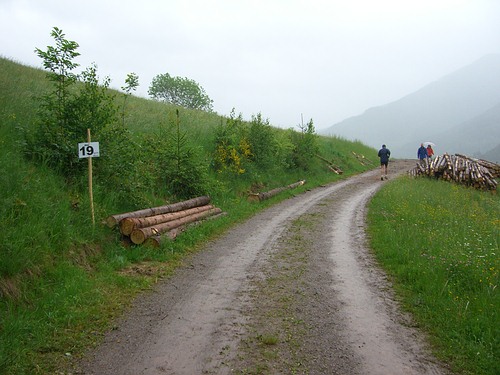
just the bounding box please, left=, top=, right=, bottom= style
left=377, top=144, right=391, bottom=180
left=417, top=143, right=428, bottom=163
left=426, top=144, right=434, bottom=160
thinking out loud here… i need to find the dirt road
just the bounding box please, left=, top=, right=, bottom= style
left=79, top=160, right=449, bottom=375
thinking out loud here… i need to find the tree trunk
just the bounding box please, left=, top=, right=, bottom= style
left=249, top=180, right=306, bottom=202
left=106, top=196, right=211, bottom=228
left=130, top=208, right=222, bottom=244
left=144, top=211, right=227, bottom=247
left=120, top=204, right=214, bottom=236
left=144, top=228, right=184, bottom=247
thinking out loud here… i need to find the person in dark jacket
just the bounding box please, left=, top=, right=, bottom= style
left=377, top=144, right=391, bottom=180
left=417, top=143, right=428, bottom=162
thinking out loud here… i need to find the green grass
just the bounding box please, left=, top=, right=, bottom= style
left=368, top=176, right=499, bottom=375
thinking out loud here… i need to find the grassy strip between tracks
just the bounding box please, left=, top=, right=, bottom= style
left=367, top=176, right=499, bottom=375
left=230, top=214, right=317, bottom=375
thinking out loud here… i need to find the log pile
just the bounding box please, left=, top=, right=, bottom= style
left=456, top=154, right=500, bottom=178
left=408, top=154, right=499, bottom=191
left=248, top=180, right=306, bottom=202
left=106, top=196, right=225, bottom=245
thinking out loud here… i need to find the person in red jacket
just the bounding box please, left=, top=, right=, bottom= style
left=426, top=145, right=434, bottom=160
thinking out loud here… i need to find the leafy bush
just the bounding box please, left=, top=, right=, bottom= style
left=247, top=113, right=278, bottom=170
left=212, top=109, right=250, bottom=175
left=288, top=119, right=318, bottom=171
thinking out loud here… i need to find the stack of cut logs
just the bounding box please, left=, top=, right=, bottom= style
left=106, top=196, right=224, bottom=247
left=408, top=153, right=499, bottom=191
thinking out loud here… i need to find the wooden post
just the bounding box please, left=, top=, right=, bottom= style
left=87, top=128, right=95, bottom=226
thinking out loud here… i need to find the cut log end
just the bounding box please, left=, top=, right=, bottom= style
left=144, top=236, right=161, bottom=248
left=119, top=217, right=137, bottom=236
left=130, top=229, right=147, bottom=245
left=106, top=216, right=119, bottom=228
left=247, top=193, right=261, bottom=203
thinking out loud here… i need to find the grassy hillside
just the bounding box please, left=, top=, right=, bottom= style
left=0, top=57, right=377, bottom=374
left=369, top=178, right=499, bottom=375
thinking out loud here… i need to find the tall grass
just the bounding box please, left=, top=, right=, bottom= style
left=368, top=177, right=499, bottom=375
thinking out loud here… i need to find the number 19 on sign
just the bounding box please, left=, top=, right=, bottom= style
left=78, top=142, right=100, bottom=158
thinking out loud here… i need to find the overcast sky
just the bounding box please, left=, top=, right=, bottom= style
left=1, top=0, right=499, bottom=130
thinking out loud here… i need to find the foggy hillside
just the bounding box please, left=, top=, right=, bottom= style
left=320, top=54, right=500, bottom=159
left=407, top=101, right=500, bottom=161
left=480, top=144, right=500, bottom=163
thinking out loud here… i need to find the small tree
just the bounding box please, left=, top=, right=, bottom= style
left=148, top=73, right=213, bottom=111
left=166, top=110, right=208, bottom=199
left=34, top=26, right=80, bottom=130
left=29, top=27, right=81, bottom=172
left=121, top=72, right=139, bottom=126
left=248, top=113, right=277, bottom=170
left=72, top=63, right=116, bottom=135
left=289, top=118, right=318, bottom=171
left=143, top=110, right=208, bottom=200
left=29, top=27, right=118, bottom=179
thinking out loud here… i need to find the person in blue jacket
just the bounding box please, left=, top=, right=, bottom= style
left=377, top=144, right=391, bottom=180
left=417, top=143, right=428, bottom=162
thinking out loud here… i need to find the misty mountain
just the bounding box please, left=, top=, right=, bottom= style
left=478, top=143, right=500, bottom=164
left=417, top=101, right=500, bottom=160
left=320, top=54, right=500, bottom=159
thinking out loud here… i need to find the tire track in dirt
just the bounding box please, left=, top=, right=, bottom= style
left=325, top=173, right=445, bottom=374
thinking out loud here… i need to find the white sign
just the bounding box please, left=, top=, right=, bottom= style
left=78, top=142, right=100, bottom=158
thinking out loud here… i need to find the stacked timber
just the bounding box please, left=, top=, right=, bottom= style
left=248, top=180, right=306, bottom=202
left=456, top=154, right=500, bottom=178
left=408, top=154, right=498, bottom=191
left=106, top=196, right=224, bottom=246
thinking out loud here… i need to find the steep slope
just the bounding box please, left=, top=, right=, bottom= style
left=320, top=54, right=500, bottom=158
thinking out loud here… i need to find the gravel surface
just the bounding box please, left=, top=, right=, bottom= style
left=78, top=160, right=450, bottom=375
